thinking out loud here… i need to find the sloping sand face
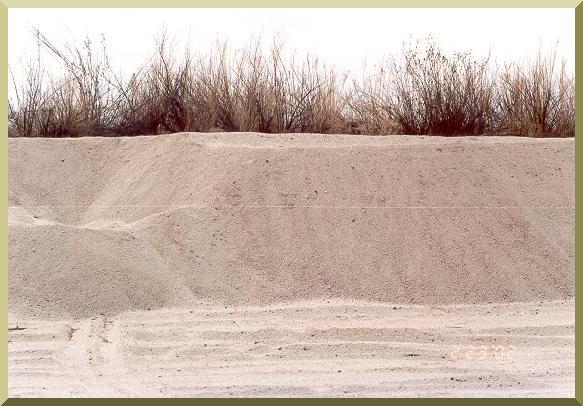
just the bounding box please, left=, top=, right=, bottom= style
left=8, top=133, right=574, bottom=397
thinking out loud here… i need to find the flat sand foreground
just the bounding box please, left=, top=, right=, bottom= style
left=8, top=133, right=574, bottom=397
left=8, top=300, right=574, bottom=397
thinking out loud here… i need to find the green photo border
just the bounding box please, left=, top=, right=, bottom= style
left=0, top=1, right=580, bottom=404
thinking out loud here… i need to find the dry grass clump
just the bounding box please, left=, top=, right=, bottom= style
left=110, top=34, right=195, bottom=135
left=497, top=48, right=575, bottom=137
left=344, top=64, right=399, bottom=135
left=190, top=39, right=344, bottom=134
left=8, top=31, right=575, bottom=138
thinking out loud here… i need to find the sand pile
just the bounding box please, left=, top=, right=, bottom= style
left=8, top=133, right=575, bottom=318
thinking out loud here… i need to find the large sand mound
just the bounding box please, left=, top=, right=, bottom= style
left=8, top=133, right=575, bottom=318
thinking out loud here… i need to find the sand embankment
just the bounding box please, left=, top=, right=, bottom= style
left=8, top=133, right=575, bottom=319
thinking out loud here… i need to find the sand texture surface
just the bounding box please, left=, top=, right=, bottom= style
left=8, top=133, right=574, bottom=397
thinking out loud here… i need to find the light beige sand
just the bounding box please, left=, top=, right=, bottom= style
left=8, top=300, right=574, bottom=397
left=8, top=133, right=574, bottom=397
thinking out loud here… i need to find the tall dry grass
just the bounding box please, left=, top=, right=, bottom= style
left=497, top=48, right=575, bottom=137
left=8, top=31, right=575, bottom=137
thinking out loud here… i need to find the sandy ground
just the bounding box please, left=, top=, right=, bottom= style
left=8, top=133, right=574, bottom=397
left=8, top=300, right=574, bottom=397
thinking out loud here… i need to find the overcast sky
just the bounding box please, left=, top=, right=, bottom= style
left=9, top=8, right=575, bottom=85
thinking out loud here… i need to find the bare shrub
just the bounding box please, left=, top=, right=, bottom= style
left=34, top=29, right=116, bottom=136
left=9, top=51, right=47, bottom=137
left=390, top=40, right=495, bottom=136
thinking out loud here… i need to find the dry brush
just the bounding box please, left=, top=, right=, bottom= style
left=8, top=31, right=575, bottom=138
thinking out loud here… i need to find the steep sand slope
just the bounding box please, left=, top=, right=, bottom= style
left=8, top=133, right=574, bottom=319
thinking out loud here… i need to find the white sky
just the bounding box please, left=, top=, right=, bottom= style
left=9, top=8, right=575, bottom=86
